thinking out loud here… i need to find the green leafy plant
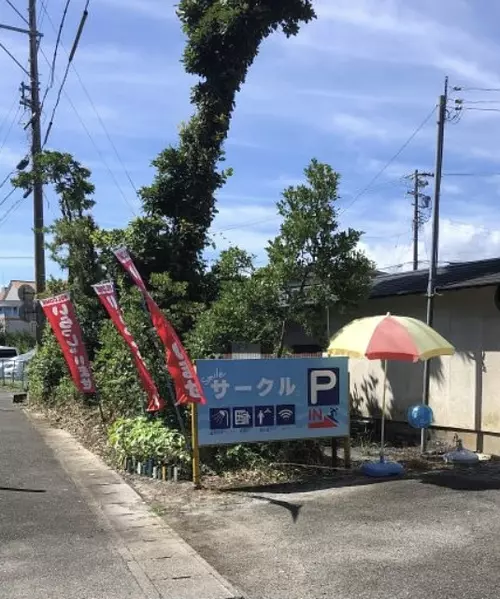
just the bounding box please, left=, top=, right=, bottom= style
left=108, top=416, right=189, bottom=465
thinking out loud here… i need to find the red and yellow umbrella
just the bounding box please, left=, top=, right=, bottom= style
left=327, top=313, right=454, bottom=362
left=327, top=313, right=454, bottom=461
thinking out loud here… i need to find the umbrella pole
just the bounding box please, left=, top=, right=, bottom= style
left=380, top=359, right=388, bottom=462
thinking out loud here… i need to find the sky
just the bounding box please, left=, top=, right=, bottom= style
left=2, top=0, right=500, bottom=286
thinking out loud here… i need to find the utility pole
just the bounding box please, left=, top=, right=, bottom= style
left=421, top=77, right=448, bottom=453
left=412, top=170, right=419, bottom=271
left=28, top=0, right=46, bottom=343
left=407, top=170, right=432, bottom=271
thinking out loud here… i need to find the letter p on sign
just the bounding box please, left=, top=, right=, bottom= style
left=308, top=368, right=339, bottom=406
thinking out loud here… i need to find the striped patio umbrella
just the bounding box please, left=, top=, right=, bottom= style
left=327, top=313, right=454, bottom=461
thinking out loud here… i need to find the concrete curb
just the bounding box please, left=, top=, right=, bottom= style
left=26, top=411, right=244, bottom=599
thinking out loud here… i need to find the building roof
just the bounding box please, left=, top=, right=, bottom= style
left=371, top=257, right=500, bottom=299
left=0, top=280, right=36, bottom=302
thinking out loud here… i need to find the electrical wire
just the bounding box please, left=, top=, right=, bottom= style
left=454, top=87, right=500, bottom=92
left=0, top=188, right=16, bottom=209
left=49, top=0, right=72, bottom=89
left=38, top=47, right=136, bottom=216
left=42, top=3, right=89, bottom=147
left=40, top=2, right=138, bottom=197
left=4, top=0, right=29, bottom=25
left=339, top=105, right=437, bottom=214
left=0, top=170, right=15, bottom=192
left=0, top=105, right=22, bottom=158
left=0, top=195, right=25, bottom=228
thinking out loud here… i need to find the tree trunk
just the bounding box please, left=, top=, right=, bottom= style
left=276, top=318, right=287, bottom=358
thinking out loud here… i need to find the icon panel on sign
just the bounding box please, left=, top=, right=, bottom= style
left=255, top=405, right=275, bottom=427
left=276, top=404, right=296, bottom=426
left=209, top=408, right=231, bottom=430
left=232, top=407, right=253, bottom=428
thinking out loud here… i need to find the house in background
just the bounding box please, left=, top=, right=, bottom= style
left=0, top=280, right=36, bottom=336
left=285, top=257, right=500, bottom=454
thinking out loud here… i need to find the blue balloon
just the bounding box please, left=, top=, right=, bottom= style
left=407, top=404, right=433, bottom=429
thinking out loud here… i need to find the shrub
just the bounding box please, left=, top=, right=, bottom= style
left=93, top=320, right=146, bottom=419
left=28, top=328, right=66, bottom=402
left=108, top=416, right=189, bottom=465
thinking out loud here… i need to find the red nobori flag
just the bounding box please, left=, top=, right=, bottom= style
left=113, top=247, right=206, bottom=405
left=40, top=293, right=95, bottom=394
left=92, top=281, right=165, bottom=412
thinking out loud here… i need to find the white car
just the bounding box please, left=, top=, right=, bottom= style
left=0, top=348, right=35, bottom=381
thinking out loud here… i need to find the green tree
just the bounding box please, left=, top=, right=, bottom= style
left=267, top=159, right=374, bottom=354
left=12, top=151, right=103, bottom=355
left=186, top=248, right=282, bottom=357
left=188, top=160, right=375, bottom=357
left=136, top=1, right=316, bottom=309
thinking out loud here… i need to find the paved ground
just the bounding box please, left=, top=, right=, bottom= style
left=0, top=392, right=240, bottom=599
left=135, top=461, right=500, bottom=599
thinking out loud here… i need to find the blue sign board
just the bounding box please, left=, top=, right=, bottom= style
left=196, top=357, right=349, bottom=446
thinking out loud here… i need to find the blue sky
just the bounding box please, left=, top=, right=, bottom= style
left=2, top=0, right=500, bottom=286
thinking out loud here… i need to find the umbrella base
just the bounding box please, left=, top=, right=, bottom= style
left=361, top=459, right=405, bottom=478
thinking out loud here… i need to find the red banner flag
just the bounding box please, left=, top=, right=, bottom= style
left=113, top=247, right=206, bottom=405
left=92, top=281, right=165, bottom=412
left=40, top=293, right=96, bottom=394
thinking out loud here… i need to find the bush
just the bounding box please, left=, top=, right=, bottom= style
left=93, top=320, right=146, bottom=419
left=28, top=328, right=66, bottom=402
left=108, top=416, right=189, bottom=465
left=0, top=331, right=36, bottom=354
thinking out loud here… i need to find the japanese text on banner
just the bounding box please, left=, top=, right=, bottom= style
left=40, top=293, right=95, bottom=394
left=92, top=281, right=164, bottom=412
left=113, top=247, right=206, bottom=405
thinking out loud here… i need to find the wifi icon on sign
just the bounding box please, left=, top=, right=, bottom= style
left=276, top=404, right=295, bottom=426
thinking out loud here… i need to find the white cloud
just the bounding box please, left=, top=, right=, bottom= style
left=331, top=113, right=390, bottom=140
left=98, top=0, right=176, bottom=20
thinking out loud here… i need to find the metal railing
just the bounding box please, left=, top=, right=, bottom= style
left=0, top=359, right=29, bottom=390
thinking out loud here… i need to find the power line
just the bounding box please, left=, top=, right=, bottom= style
left=37, top=47, right=136, bottom=216
left=0, top=187, right=16, bottom=208
left=40, top=3, right=138, bottom=197
left=340, top=105, right=437, bottom=213
left=49, top=0, right=72, bottom=88
left=0, top=196, right=25, bottom=227
left=4, top=0, right=29, bottom=26
left=0, top=170, right=15, bottom=191
left=0, top=104, right=22, bottom=158
left=454, top=87, right=500, bottom=92
left=42, top=3, right=88, bottom=147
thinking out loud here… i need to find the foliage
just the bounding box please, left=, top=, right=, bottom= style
left=266, top=159, right=375, bottom=353
left=27, top=325, right=66, bottom=402
left=188, top=160, right=374, bottom=357
left=93, top=320, right=146, bottom=420
left=13, top=151, right=103, bottom=356
left=134, top=1, right=315, bottom=314
left=0, top=331, right=36, bottom=354
left=205, top=439, right=326, bottom=473
left=108, top=416, right=189, bottom=464
left=186, top=248, right=283, bottom=357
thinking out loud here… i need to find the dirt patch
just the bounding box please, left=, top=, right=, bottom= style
left=26, top=401, right=112, bottom=464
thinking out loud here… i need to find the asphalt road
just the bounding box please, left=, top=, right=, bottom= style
left=0, top=392, right=150, bottom=598
left=156, top=461, right=500, bottom=599
left=0, top=392, right=239, bottom=599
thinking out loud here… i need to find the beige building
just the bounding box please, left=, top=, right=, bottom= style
left=0, top=280, right=36, bottom=336
left=285, top=258, right=500, bottom=454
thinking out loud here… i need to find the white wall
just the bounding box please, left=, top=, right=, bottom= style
left=287, top=285, right=500, bottom=451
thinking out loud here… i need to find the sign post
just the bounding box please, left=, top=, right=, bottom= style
left=191, top=403, right=201, bottom=489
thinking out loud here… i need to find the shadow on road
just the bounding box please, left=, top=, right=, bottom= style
left=247, top=494, right=303, bottom=522
left=0, top=486, right=46, bottom=493
left=219, top=464, right=500, bottom=498
left=419, top=470, right=500, bottom=491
